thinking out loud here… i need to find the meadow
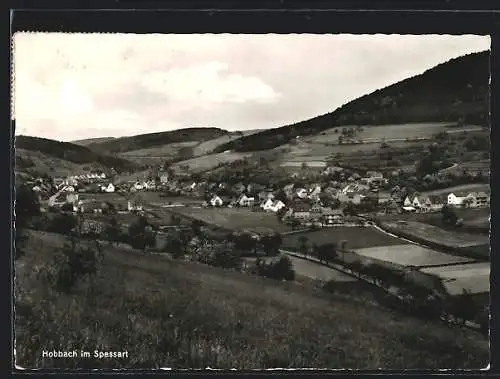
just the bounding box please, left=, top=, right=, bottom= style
left=172, top=207, right=293, bottom=234
left=282, top=226, right=404, bottom=251
left=421, top=262, right=490, bottom=297
left=15, top=229, right=489, bottom=369
left=381, top=221, right=489, bottom=249
left=304, top=123, right=481, bottom=144
left=354, top=244, right=474, bottom=268
left=171, top=151, right=253, bottom=173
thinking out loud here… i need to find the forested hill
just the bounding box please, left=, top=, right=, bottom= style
left=213, top=50, right=490, bottom=153
left=15, top=135, right=137, bottom=171
left=86, top=127, right=229, bottom=154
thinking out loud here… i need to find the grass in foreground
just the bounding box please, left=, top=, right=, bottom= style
left=15, top=230, right=489, bottom=369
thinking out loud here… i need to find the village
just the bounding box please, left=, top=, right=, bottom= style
left=25, top=164, right=490, bottom=230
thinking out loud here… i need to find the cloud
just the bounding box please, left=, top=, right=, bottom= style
left=12, top=33, right=490, bottom=141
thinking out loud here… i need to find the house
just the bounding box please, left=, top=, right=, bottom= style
left=342, top=183, right=369, bottom=194
left=296, top=188, right=308, bottom=199
left=210, top=195, right=224, bottom=207
left=258, top=190, right=275, bottom=202
left=423, top=195, right=445, bottom=212
left=311, top=203, right=323, bottom=213
left=377, top=191, right=392, bottom=205
left=144, top=180, right=156, bottom=190
left=133, top=181, right=145, bottom=191
left=260, top=198, right=274, bottom=211
left=337, top=192, right=362, bottom=205
left=160, top=174, right=169, bottom=184
left=64, top=185, right=75, bottom=192
left=238, top=194, right=255, bottom=207
left=448, top=192, right=468, bottom=206
left=291, top=203, right=312, bottom=219
left=128, top=200, right=143, bottom=212
left=465, top=191, right=490, bottom=208
left=101, top=183, right=115, bottom=193
left=269, top=200, right=286, bottom=213
left=308, top=185, right=322, bottom=199
left=321, top=208, right=344, bottom=225
left=403, top=193, right=425, bottom=209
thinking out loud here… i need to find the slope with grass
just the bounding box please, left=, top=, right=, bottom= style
left=86, top=127, right=228, bottom=154
left=213, top=51, right=490, bottom=153
left=15, top=229, right=488, bottom=369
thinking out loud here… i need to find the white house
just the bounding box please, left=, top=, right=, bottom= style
left=296, top=188, right=308, bottom=199
left=464, top=191, right=490, bottom=208
left=100, top=173, right=106, bottom=179
left=101, top=183, right=115, bottom=193
left=128, top=200, right=143, bottom=212
left=160, top=174, right=169, bottom=184
left=133, top=181, right=145, bottom=191
left=308, top=185, right=322, bottom=199
left=260, top=198, right=274, bottom=211
left=448, top=192, right=467, bottom=206
left=261, top=199, right=285, bottom=212
left=210, top=195, right=224, bottom=207
left=238, top=194, right=255, bottom=207
left=64, top=185, right=75, bottom=192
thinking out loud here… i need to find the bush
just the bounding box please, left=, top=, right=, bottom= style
left=257, top=256, right=295, bottom=281
left=42, top=237, right=101, bottom=293
left=47, top=213, right=78, bottom=235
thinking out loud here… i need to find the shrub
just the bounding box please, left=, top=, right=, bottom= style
left=47, top=213, right=78, bottom=235
left=257, top=256, right=295, bottom=281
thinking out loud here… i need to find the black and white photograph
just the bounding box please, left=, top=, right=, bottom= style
left=13, top=32, right=491, bottom=370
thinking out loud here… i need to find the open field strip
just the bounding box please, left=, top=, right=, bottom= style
left=354, top=244, right=473, bottom=268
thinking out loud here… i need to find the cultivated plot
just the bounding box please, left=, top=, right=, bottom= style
left=174, top=207, right=293, bottom=233
left=282, top=227, right=404, bottom=251
left=354, top=244, right=473, bottom=267
left=382, top=221, right=489, bottom=248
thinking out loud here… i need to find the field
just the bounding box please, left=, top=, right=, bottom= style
left=304, top=123, right=481, bottom=144
left=354, top=244, right=474, bottom=268
left=15, top=229, right=489, bottom=369
left=282, top=227, right=404, bottom=251
left=421, top=262, right=490, bottom=296
left=172, top=207, right=293, bottom=234
left=192, top=130, right=263, bottom=157
left=286, top=255, right=357, bottom=282
left=172, top=151, right=253, bottom=173
left=421, top=183, right=490, bottom=196
left=117, top=142, right=200, bottom=165
left=381, top=221, right=489, bottom=249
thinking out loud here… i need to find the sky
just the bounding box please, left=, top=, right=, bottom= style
left=13, top=33, right=490, bottom=142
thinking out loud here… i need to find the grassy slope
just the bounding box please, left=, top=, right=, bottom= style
left=15, top=136, right=137, bottom=173
left=15, top=230, right=488, bottom=369
left=86, top=128, right=229, bottom=154
left=214, top=51, right=490, bottom=153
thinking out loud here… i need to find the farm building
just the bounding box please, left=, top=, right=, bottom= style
left=210, top=195, right=224, bottom=207
left=238, top=194, right=256, bottom=207
left=465, top=191, right=490, bottom=208
left=101, top=183, right=115, bottom=193
left=447, top=192, right=468, bottom=206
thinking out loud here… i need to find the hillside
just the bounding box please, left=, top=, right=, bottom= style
left=214, top=51, right=490, bottom=153
left=16, top=229, right=488, bottom=369
left=86, top=127, right=229, bottom=154
left=71, top=137, right=116, bottom=146
left=15, top=136, right=137, bottom=174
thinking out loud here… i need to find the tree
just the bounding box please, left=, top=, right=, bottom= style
left=317, top=243, right=337, bottom=265
left=61, top=202, right=74, bottom=212
left=15, top=185, right=41, bottom=259
left=441, top=205, right=458, bottom=226
left=104, top=216, right=121, bottom=245
left=127, top=215, right=156, bottom=253
left=191, top=219, right=204, bottom=238
left=261, top=233, right=282, bottom=256
left=297, top=235, right=309, bottom=257
left=164, top=229, right=186, bottom=259
left=234, top=232, right=257, bottom=255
